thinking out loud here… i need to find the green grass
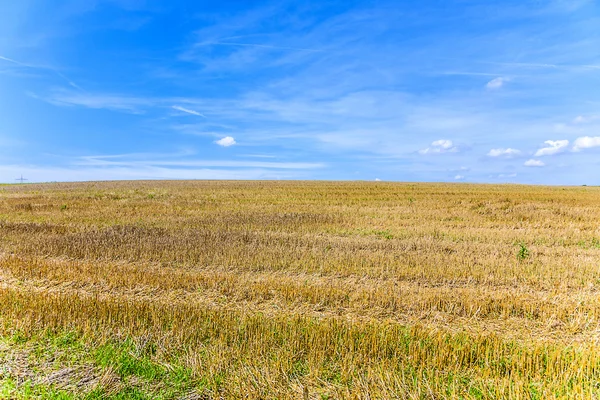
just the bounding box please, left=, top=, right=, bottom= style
left=0, top=330, right=200, bottom=400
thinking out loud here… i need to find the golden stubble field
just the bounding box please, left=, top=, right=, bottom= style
left=1, top=180, right=600, bottom=399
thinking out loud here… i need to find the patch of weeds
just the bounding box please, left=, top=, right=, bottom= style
left=95, top=341, right=165, bottom=381
left=0, top=378, right=17, bottom=398
left=26, top=330, right=86, bottom=365
left=373, top=230, right=394, bottom=240
left=86, top=386, right=152, bottom=400
left=468, top=384, right=485, bottom=399
left=516, top=242, right=530, bottom=261
left=52, top=330, right=79, bottom=348
left=288, top=359, right=309, bottom=379
left=101, top=386, right=150, bottom=400
left=577, top=238, right=600, bottom=249
left=443, top=216, right=464, bottom=222
left=94, top=338, right=197, bottom=397
left=3, top=379, right=78, bottom=400
left=320, top=361, right=343, bottom=385
left=168, top=365, right=193, bottom=386
left=10, top=330, right=30, bottom=345
left=528, top=381, right=542, bottom=400
left=210, top=370, right=226, bottom=392
left=2, top=331, right=196, bottom=400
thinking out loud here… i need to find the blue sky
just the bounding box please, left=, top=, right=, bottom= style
left=1, top=0, right=599, bottom=184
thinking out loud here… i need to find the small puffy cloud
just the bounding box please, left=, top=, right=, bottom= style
left=487, top=148, right=521, bottom=158
left=573, top=136, right=600, bottom=151
left=524, top=159, right=545, bottom=167
left=498, top=173, right=517, bottom=178
left=534, top=140, right=569, bottom=156
left=419, top=139, right=458, bottom=154
left=215, top=136, right=236, bottom=147
left=486, top=77, right=508, bottom=89
left=375, top=178, right=381, bottom=181
left=454, top=175, right=465, bottom=180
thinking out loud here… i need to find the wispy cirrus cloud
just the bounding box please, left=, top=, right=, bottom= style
left=78, top=153, right=321, bottom=169
left=200, top=41, right=323, bottom=53
left=172, top=105, right=206, bottom=117
left=33, top=90, right=152, bottom=113
left=474, top=60, right=600, bottom=71
left=0, top=55, right=27, bottom=65
left=0, top=54, right=81, bottom=89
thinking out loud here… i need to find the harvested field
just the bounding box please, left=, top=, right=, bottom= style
left=1, top=181, right=600, bottom=399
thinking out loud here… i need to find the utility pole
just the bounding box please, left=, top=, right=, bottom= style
left=16, top=175, right=28, bottom=184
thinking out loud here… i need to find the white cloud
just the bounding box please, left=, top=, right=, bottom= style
left=433, top=139, right=453, bottom=148
left=534, top=140, right=569, bottom=156
left=572, top=115, right=599, bottom=124
left=454, top=175, right=465, bottom=180
left=524, top=159, right=545, bottom=167
left=172, top=105, right=205, bottom=117
left=486, top=77, right=508, bottom=89
left=36, top=91, right=152, bottom=114
left=375, top=178, right=381, bottom=181
left=0, top=55, right=26, bottom=65
left=78, top=156, right=322, bottom=169
left=419, top=139, right=458, bottom=154
left=215, top=136, right=236, bottom=147
left=573, top=136, right=600, bottom=151
left=498, top=173, right=517, bottom=178
left=553, top=123, right=581, bottom=134
left=487, top=148, right=521, bottom=157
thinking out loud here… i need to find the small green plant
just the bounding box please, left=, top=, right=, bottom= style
left=60, top=204, right=68, bottom=211
left=517, top=242, right=530, bottom=261
left=374, top=230, right=394, bottom=240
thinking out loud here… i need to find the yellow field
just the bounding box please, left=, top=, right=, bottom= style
left=1, top=181, right=600, bottom=399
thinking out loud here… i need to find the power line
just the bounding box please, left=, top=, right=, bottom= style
left=15, top=175, right=28, bottom=184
